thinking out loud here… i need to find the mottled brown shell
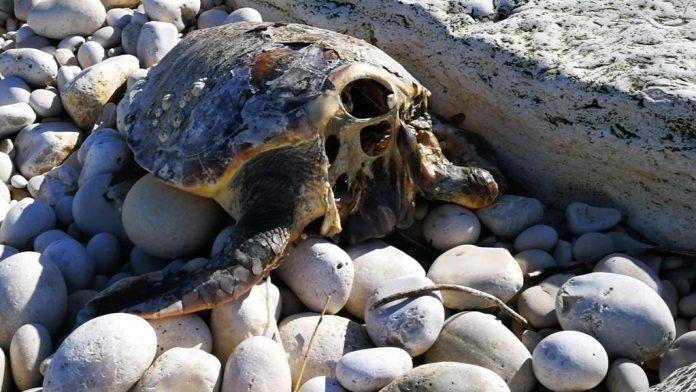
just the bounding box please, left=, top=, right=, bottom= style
left=122, top=22, right=420, bottom=197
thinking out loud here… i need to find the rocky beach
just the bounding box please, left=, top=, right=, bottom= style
left=0, top=0, right=694, bottom=391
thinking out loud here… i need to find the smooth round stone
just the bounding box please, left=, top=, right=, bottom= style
left=566, top=202, right=622, bottom=235
left=211, top=281, right=280, bottom=363
left=54, top=195, right=74, bottom=226
left=675, top=318, right=690, bottom=338
left=0, top=198, right=56, bottom=249
left=147, top=313, right=212, bottom=358
left=335, top=347, right=412, bottom=392
left=298, top=377, right=347, bottom=392
left=223, top=7, right=262, bottom=24
left=61, top=55, right=139, bottom=130
left=0, top=245, right=18, bottom=261
left=78, top=128, right=131, bottom=185
left=0, top=103, right=36, bottom=138
left=105, top=8, right=133, bottom=28
left=0, top=152, right=13, bottom=183
left=279, top=313, right=373, bottom=385
left=221, top=336, right=290, bottom=392
left=276, top=238, right=354, bottom=314
left=40, top=238, right=95, bottom=292
left=425, top=311, right=534, bottom=392
left=532, top=331, right=608, bottom=392
left=594, top=253, right=662, bottom=293
left=556, top=272, right=676, bottom=361
left=344, top=240, right=425, bottom=319
left=659, top=331, right=696, bottom=381
left=29, top=89, right=62, bottom=118
left=85, top=232, right=121, bottom=276
left=381, top=362, right=510, bottom=392
left=474, top=195, right=544, bottom=238
left=72, top=173, right=128, bottom=240
left=513, top=249, right=557, bottom=275
left=63, top=289, right=97, bottom=332
left=14, top=122, right=81, bottom=178
left=76, top=39, right=105, bottom=66
left=120, top=22, right=143, bottom=56
left=365, top=275, right=444, bottom=356
left=514, top=224, right=558, bottom=252
left=197, top=8, right=228, bottom=29
left=0, top=181, right=9, bottom=203
left=679, top=293, right=696, bottom=318
left=129, top=247, right=168, bottom=275
left=520, top=330, right=544, bottom=353
left=89, top=26, right=121, bottom=49
left=606, top=358, right=649, bottom=392
left=142, top=0, right=200, bottom=31
left=427, top=245, right=523, bottom=310
left=27, top=0, right=106, bottom=39
left=56, top=65, right=82, bottom=91
left=136, top=21, right=179, bottom=68
left=43, top=313, right=156, bottom=391
left=517, top=285, right=557, bottom=328
left=11, top=174, right=28, bottom=189
left=33, top=229, right=70, bottom=252
left=0, top=49, right=58, bottom=87
left=9, top=323, right=52, bottom=390
left=122, top=174, right=222, bottom=259
left=0, top=76, right=31, bottom=105
left=0, top=252, right=67, bottom=349
left=133, top=347, right=221, bottom=392
left=607, top=231, right=652, bottom=250
left=552, top=240, right=573, bottom=266
left=56, top=35, right=86, bottom=52
left=421, top=203, right=480, bottom=251
left=572, top=232, right=614, bottom=259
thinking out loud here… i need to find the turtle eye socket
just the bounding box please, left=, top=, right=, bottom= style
left=340, top=78, right=393, bottom=119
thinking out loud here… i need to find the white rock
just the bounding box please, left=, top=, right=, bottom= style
left=221, top=336, right=290, bottom=392
left=56, top=66, right=81, bottom=91
left=211, top=281, right=280, bottom=363
left=0, top=49, right=58, bottom=87
left=40, top=238, right=95, bottom=292
left=474, top=195, right=543, bottom=238
left=136, top=21, right=179, bottom=68
left=0, top=103, right=36, bottom=138
left=381, top=362, right=510, bottom=392
left=298, top=377, right=347, bottom=392
left=335, top=347, right=412, bottom=392
left=122, top=174, right=222, bottom=259
left=513, top=249, right=557, bottom=275
left=147, top=314, right=213, bottom=358
left=572, top=232, right=614, bottom=259
left=14, top=122, right=80, bottom=178
left=659, top=331, right=696, bottom=381
left=56, top=36, right=86, bottom=52
left=365, top=275, right=444, bottom=356
left=517, top=285, right=558, bottom=328
left=33, top=229, right=71, bottom=253
left=279, top=313, right=373, bottom=386
left=556, top=272, right=675, bottom=361
left=514, top=224, right=558, bottom=252
left=0, top=198, right=56, bottom=249
left=9, top=323, right=52, bottom=390
left=76, top=41, right=105, bottom=68
left=566, top=202, right=622, bottom=235
left=142, top=0, right=200, bottom=31
left=121, top=22, right=143, bottom=56
left=344, top=240, right=425, bottom=319
left=552, top=240, right=573, bottom=266
left=427, top=245, right=523, bottom=310
left=78, top=129, right=131, bottom=185
left=425, top=311, right=535, bottom=392
left=43, top=313, right=157, bottom=392
left=13, top=0, right=35, bottom=21
left=276, top=238, right=353, bottom=314
left=197, top=8, right=228, bottom=29
left=0, top=152, right=13, bottom=183
left=606, top=358, right=649, bottom=392
left=90, top=26, right=121, bottom=49
left=105, top=8, right=133, bottom=29
left=28, top=89, right=62, bottom=118
left=0, top=76, right=31, bottom=105
left=27, top=0, right=106, bottom=40
left=421, top=203, right=480, bottom=251
left=72, top=173, right=127, bottom=240
left=594, top=253, right=662, bottom=293
left=132, top=347, right=221, bottom=392
left=85, top=232, right=121, bottom=276
left=532, top=331, right=608, bottom=392
left=0, top=252, right=66, bottom=349
left=223, top=7, right=262, bottom=24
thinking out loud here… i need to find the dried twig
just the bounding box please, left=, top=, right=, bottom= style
left=293, top=295, right=332, bottom=392
left=369, top=284, right=528, bottom=327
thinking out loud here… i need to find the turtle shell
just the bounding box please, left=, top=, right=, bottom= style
left=122, top=22, right=418, bottom=198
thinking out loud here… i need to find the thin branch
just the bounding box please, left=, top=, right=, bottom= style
left=293, top=295, right=332, bottom=392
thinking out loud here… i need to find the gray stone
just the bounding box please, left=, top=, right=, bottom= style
left=142, top=0, right=200, bottom=31
left=78, top=128, right=131, bottom=185
left=0, top=245, right=18, bottom=261
left=133, top=347, right=221, bottom=392
left=223, top=7, right=262, bottom=25
left=513, top=249, right=557, bottom=275
left=221, top=336, right=290, bottom=392
left=136, top=21, right=179, bottom=68
left=85, top=232, right=121, bottom=276
left=0, top=49, right=58, bottom=87
left=33, top=229, right=71, bottom=253
left=659, top=331, right=696, bottom=381
left=0, top=103, right=35, bottom=138
left=233, top=0, right=696, bottom=251
left=120, top=22, right=143, bottom=56
left=335, top=347, right=412, bottom=392
left=54, top=196, right=74, bottom=226
left=566, top=202, right=623, bottom=235
left=594, top=253, right=662, bottom=293
left=0, top=198, right=56, bottom=249
left=72, top=173, right=128, bottom=240
left=129, top=247, right=168, bottom=275
left=514, top=224, right=558, bottom=252
left=9, top=323, right=52, bottom=391
left=76, top=41, right=105, bottom=68
left=381, top=362, right=510, bottom=392
left=552, top=240, right=573, bottom=266
left=0, top=76, right=31, bottom=105
left=90, top=26, right=121, bottom=49
left=29, top=89, right=62, bottom=118
left=678, top=293, right=696, bottom=318
left=40, top=238, right=95, bottom=292
left=475, top=195, right=544, bottom=238
left=27, top=0, right=106, bottom=40
left=14, top=122, right=80, bottom=178
left=63, top=289, right=97, bottom=332
left=56, top=35, right=85, bottom=52
left=298, top=377, right=346, bottom=392
left=147, top=314, right=213, bottom=358
left=422, top=203, right=480, bottom=251
left=105, top=8, right=133, bottom=29
left=54, top=48, right=79, bottom=68
left=197, top=8, right=228, bottom=29
left=572, top=232, right=614, bottom=259
left=606, top=358, right=649, bottom=392
left=28, top=165, right=79, bottom=206
left=517, top=285, right=557, bottom=329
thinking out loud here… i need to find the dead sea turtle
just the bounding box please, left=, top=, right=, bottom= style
left=81, top=22, right=502, bottom=320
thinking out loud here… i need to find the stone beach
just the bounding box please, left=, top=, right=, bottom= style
left=0, top=0, right=694, bottom=391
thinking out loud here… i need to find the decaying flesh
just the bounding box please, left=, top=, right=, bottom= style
left=80, top=22, right=503, bottom=321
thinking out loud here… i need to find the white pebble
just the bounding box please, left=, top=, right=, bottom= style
left=0, top=252, right=66, bottom=348
left=137, top=21, right=179, bottom=68
left=0, top=76, right=31, bottom=105
left=514, top=224, right=558, bottom=252
left=0, top=348, right=9, bottom=392
left=0, top=103, right=36, bottom=138
left=532, top=331, right=608, bottom=392
left=106, top=8, right=133, bottom=29
left=552, top=239, right=573, bottom=265
left=29, top=89, right=63, bottom=118
left=659, top=331, right=696, bottom=381
left=121, top=21, right=143, bottom=56
left=566, top=201, right=622, bottom=235
left=9, top=323, right=52, bottom=390
left=606, top=358, right=649, bottom=392
left=56, top=65, right=81, bottom=91
left=147, top=313, right=213, bottom=358
left=0, top=198, right=56, bottom=249
left=197, top=8, right=228, bottom=29
left=422, top=203, right=480, bottom=251
left=85, top=232, right=121, bottom=276
left=142, top=0, right=200, bottom=31
left=336, top=347, right=412, bottom=392
left=0, top=245, right=18, bottom=261
left=276, top=238, right=354, bottom=314
left=27, top=0, right=106, bottom=40
left=133, top=347, right=221, bottom=392
left=33, top=229, right=70, bottom=252
left=223, top=7, right=262, bottom=24
left=517, top=285, right=557, bottom=328
left=56, top=35, right=85, bottom=52
left=0, top=48, right=58, bottom=87
left=427, top=245, right=523, bottom=310
left=513, top=249, right=557, bottom=274
left=76, top=40, right=106, bottom=68
left=72, top=173, right=128, bottom=240
left=475, top=194, right=544, bottom=238
left=13, top=122, right=81, bottom=178
left=382, top=362, right=510, bottom=392
left=0, top=152, right=13, bottom=183
left=221, top=336, right=290, bottom=392
left=89, top=26, right=121, bottom=49
left=572, top=232, right=614, bottom=259
left=594, top=253, right=662, bottom=293
left=298, top=377, right=347, bottom=392
left=40, top=238, right=95, bottom=292
left=43, top=313, right=157, bottom=391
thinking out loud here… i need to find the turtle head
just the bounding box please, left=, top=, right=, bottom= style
left=310, top=63, right=501, bottom=244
